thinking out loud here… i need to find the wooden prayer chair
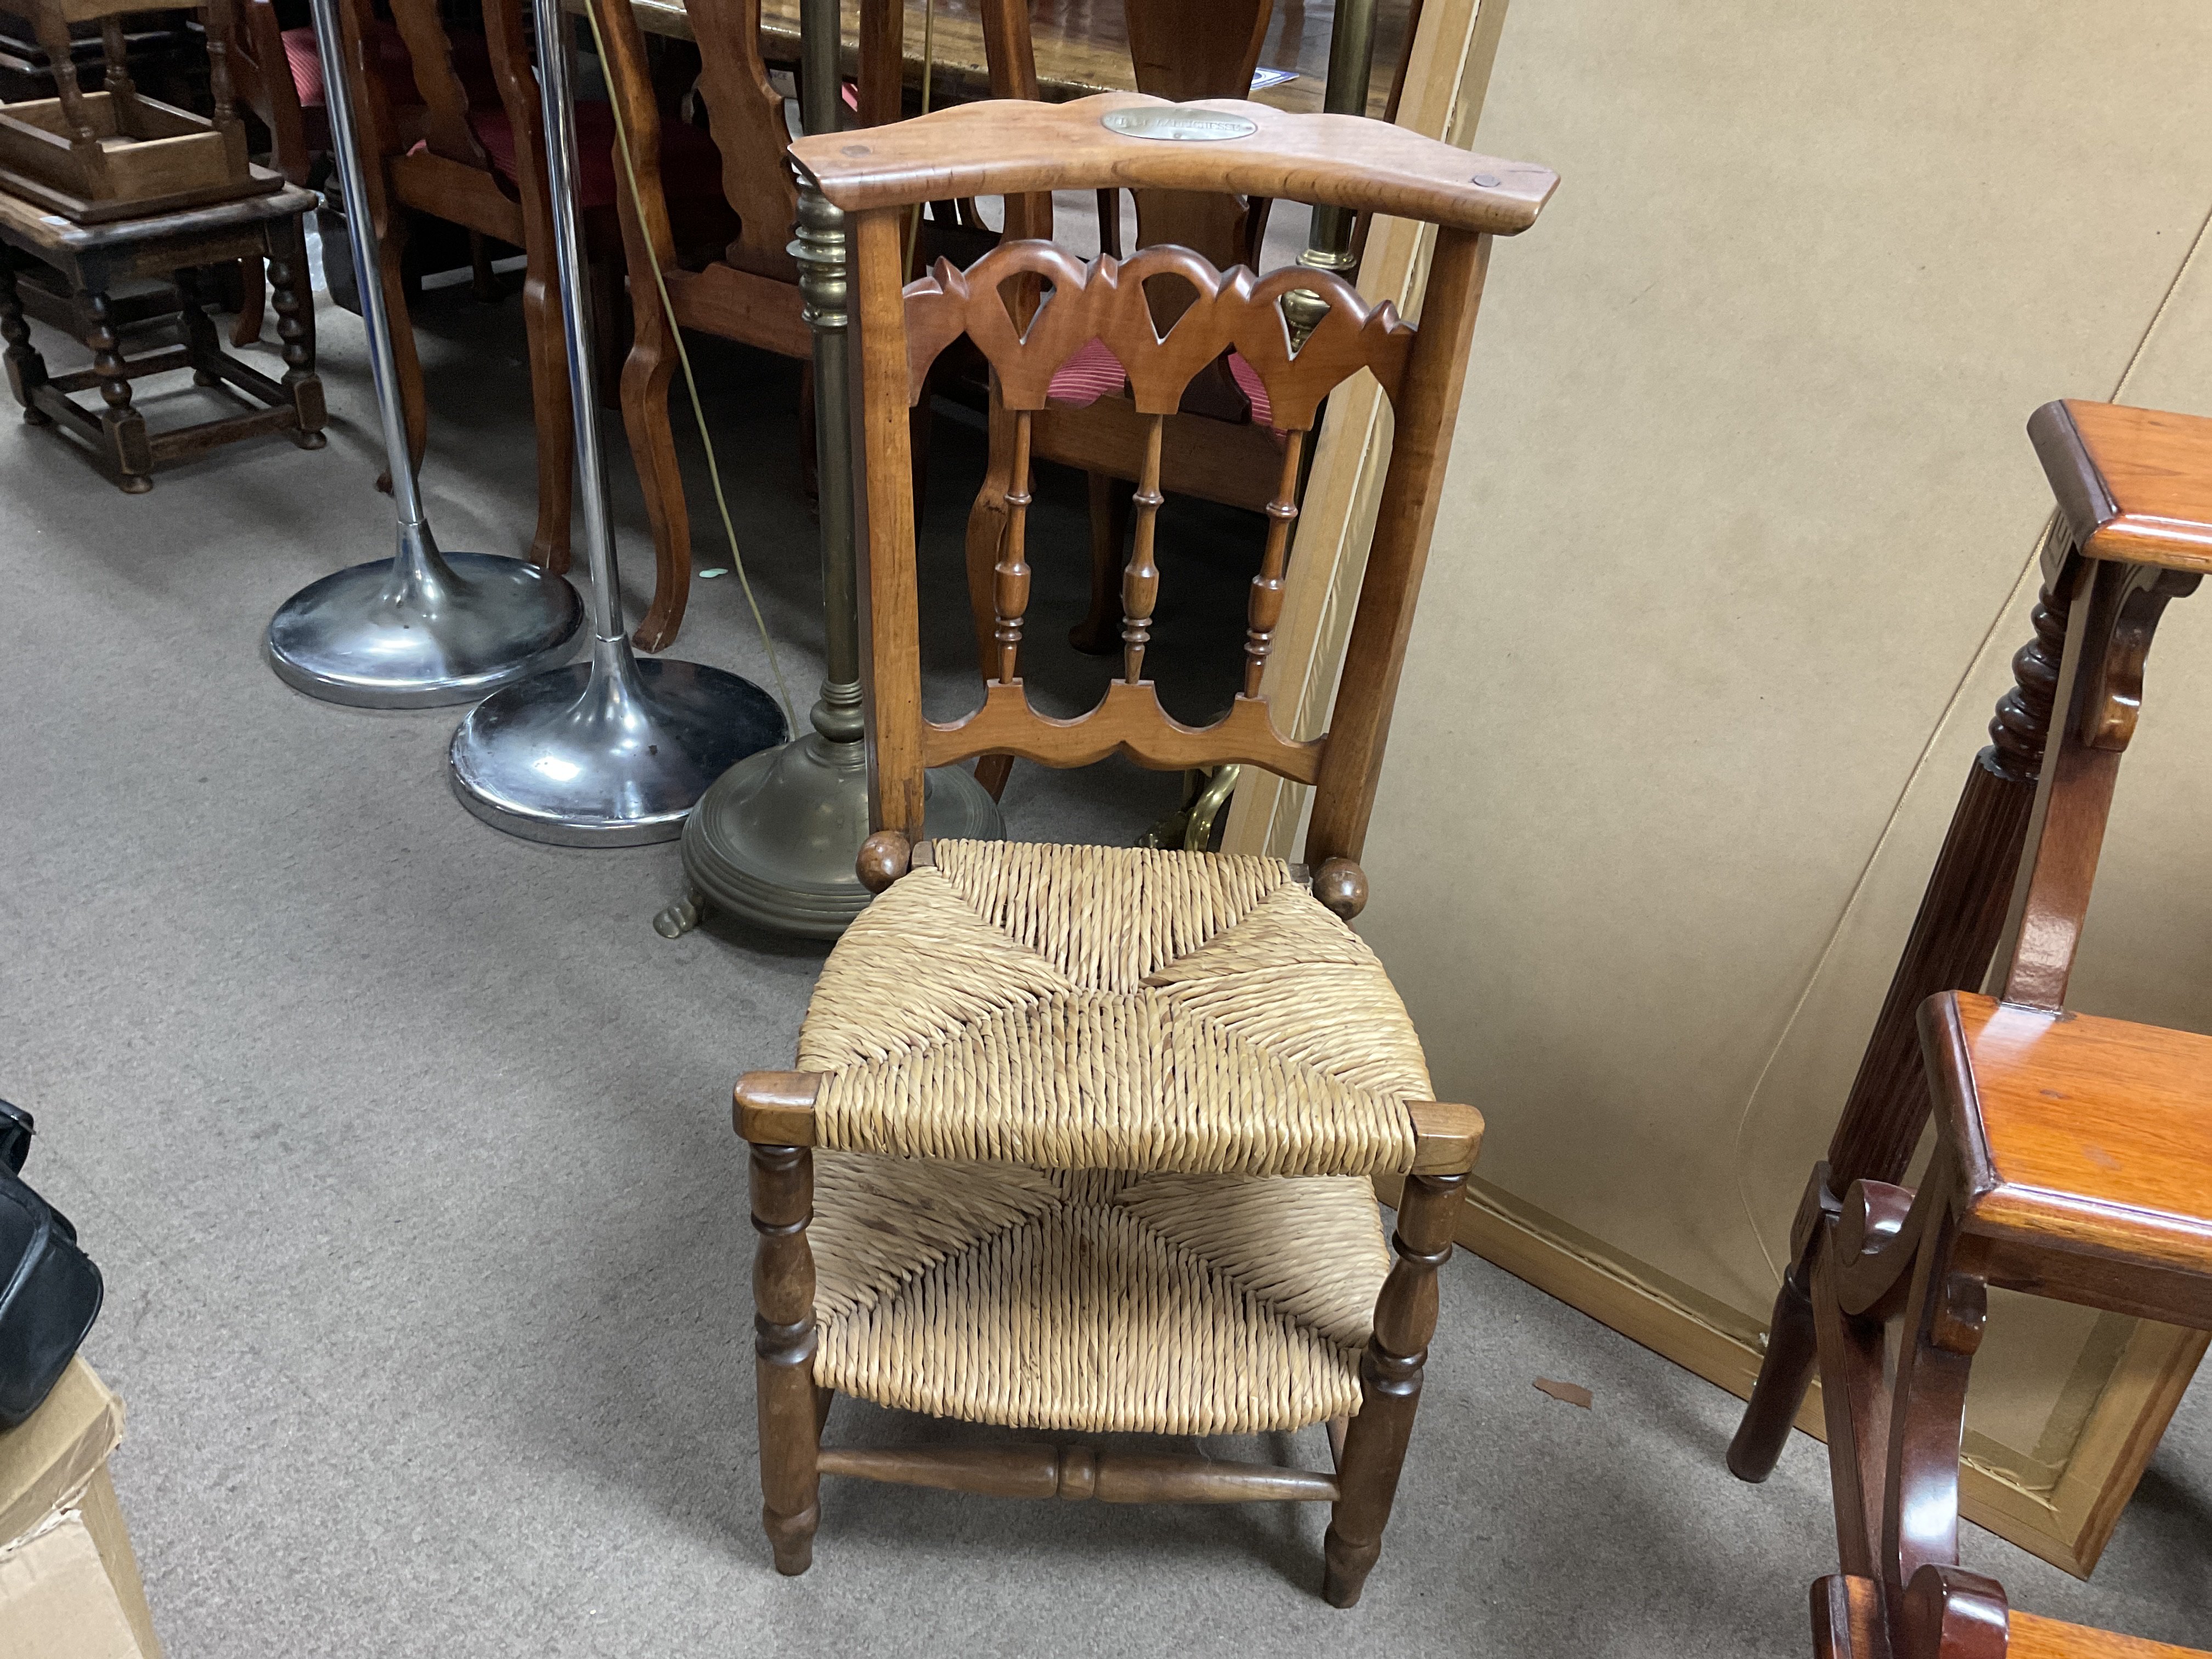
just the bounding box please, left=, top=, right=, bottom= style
left=1726, top=402, right=2212, bottom=1659
left=730, top=94, right=1554, bottom=1605
left=336, top=0, right=735, bottom=571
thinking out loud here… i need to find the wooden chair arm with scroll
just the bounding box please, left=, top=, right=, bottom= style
left=721, top=93, right=1553, bottom=1609
left=1733, top=400, right=2212, bottom=1659
left=1813, top=1566, right=2209, bottom=1659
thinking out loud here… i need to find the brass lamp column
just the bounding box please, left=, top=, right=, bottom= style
left=1284, top=0, right=1378, bottom=342
left=657, top=0, right=1001, bottom=940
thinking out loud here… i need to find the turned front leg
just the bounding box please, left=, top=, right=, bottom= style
left=1324, top=1169, right=1465, bottom=1608
left=751, top=1142, right=821, bottom=1575
left=267, top=219, right=326, bottom=446
left=0, top=253, right=49, bottom=418
left=82, top=289, right=151, bottom=490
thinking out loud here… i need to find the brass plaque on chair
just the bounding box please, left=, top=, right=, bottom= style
left=1100, top=106, right=1259, bottom=143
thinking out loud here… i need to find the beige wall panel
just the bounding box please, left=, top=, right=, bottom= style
left=1355, top=0, right=2212, bottom=1420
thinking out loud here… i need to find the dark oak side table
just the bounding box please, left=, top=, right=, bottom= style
left=0, top=179, right=324, bottom=490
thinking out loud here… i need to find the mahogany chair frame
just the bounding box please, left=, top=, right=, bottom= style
left=1731, top=401, right=2212, bottom=1659
left=729, top=94, right=1554, bottom=1605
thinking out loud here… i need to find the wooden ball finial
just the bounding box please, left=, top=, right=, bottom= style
left=856, top=830, right=912, bottom=893
left=1313, top=857, right=1368, bottom=921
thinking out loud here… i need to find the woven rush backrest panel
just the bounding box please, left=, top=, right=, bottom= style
left=894, top=238, right=1418, bottom=789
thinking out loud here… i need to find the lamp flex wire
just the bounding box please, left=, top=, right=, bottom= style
left=580, top=0, right=795, bottom=730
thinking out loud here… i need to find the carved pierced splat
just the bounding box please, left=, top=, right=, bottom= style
left=689, top=0, right=800, bottom=282
left=901, top=242, right=1415, bottom=427
left=890, top=236, right=1418, bottom=786
left=386, top=0, right=492, bottom=170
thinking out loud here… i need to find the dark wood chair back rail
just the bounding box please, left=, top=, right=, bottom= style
left=803, top=95, right=1555, bottom=870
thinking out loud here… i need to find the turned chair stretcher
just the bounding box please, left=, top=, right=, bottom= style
left=724, top=92, right=1553, bottom=1609
left=1729, top=399, right=2212, bottom=1658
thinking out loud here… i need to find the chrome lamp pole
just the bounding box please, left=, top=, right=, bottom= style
left=444, top=0, right=785, bottom=845
left=653, top=0, right=1000, bottom=940
left=265, top=0, right=584, bottom=707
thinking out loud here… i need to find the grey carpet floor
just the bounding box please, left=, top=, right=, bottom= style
left=1, top=271, right=2206, bottom=1658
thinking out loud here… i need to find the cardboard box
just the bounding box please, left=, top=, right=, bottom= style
left=0, top=1361, right=161, bottom=1659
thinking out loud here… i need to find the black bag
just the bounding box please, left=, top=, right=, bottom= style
left=0, top=1100, right=104, bottom=1428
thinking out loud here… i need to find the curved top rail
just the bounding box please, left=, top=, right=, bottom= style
left=790, top=92, right=1557, bottom=236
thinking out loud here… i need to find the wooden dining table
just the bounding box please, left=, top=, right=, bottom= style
left=609, top=0, right=1413, bottom=119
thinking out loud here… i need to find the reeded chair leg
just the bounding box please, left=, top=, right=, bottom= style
left=1324, top=1170, right=1464, bottom=1608
left=751, top=1142, right=821, bottom=1575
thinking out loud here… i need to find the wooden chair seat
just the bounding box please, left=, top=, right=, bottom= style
left=795, top=839, right=1432, bottom=1177
left=1931, top=991, right=2212, bottom=1308
left=810, top=1150, right=1390, bottom=1432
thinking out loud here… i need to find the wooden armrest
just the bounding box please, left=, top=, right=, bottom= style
left=790, top=92, right=1555, bottom=235
left=1407, top=1101, right=1483, bottom=1175
left=2030, top=400, right=2212, bottom=574
left=735, top=1071, right=821, bottom=1146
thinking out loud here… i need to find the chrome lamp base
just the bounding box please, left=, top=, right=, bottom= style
left=267, top=525, right=584, bottom=709
left=448, top=635, right=787, bottom=847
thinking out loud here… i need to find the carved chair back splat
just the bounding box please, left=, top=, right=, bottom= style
left=806, top=93, right=1551, bottom=908
left=959, top=0, right=1425, bottom=757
